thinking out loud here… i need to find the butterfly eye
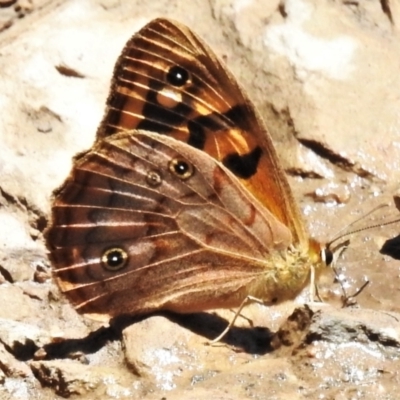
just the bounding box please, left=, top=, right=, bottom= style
left=321, top=248, right=333, bottom=266
left=101, top=248, right=128, bottom=271
left=168, top=157, right=194, bottom=180
left=166, top=65, right=190, bottom=87
left=146, top=170, right=163, bottom=187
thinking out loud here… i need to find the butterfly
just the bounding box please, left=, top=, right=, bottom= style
left=45, top=18, right=331, bottom=324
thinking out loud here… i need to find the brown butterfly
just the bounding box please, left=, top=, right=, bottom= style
left=45, top=19, right=331, bottom=324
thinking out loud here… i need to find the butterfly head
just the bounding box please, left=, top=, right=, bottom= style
left=308, top=238, right=334, bottom=267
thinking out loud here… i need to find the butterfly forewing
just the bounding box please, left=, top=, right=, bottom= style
left=45, top=131, right=309, bottom=319
left=96, top=18, right=307, bottom=245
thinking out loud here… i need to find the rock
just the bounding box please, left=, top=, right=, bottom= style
left=17, top=281, right=51, bottom=301
left=0, top=342, right=32, bottom=378
left=0, top=285, right=35, bottom=320
left=121, top=304, right=400, bottom=399
left=0, top=248, right=47, bottom=283
left=271, top=305, right=400, bottom=398
left=0, top=318, right=51, bottom=358
left=29, top=359, right=138, bottom=398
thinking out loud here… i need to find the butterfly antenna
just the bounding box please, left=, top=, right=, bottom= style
left=327, top=203, right=400, bottom=249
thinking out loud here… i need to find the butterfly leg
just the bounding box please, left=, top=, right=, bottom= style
left=308, top=266, right=325, bottom=304
left=210, top=296, right=265, bottom=344
left=309, top=265, right=317, bottom=302
left=341, top=279, right=370, bottom=307
left=331, top=265, right=370, bottom=307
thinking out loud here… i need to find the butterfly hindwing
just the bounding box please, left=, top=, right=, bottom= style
left=46, top=131, right=296, bottom=319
